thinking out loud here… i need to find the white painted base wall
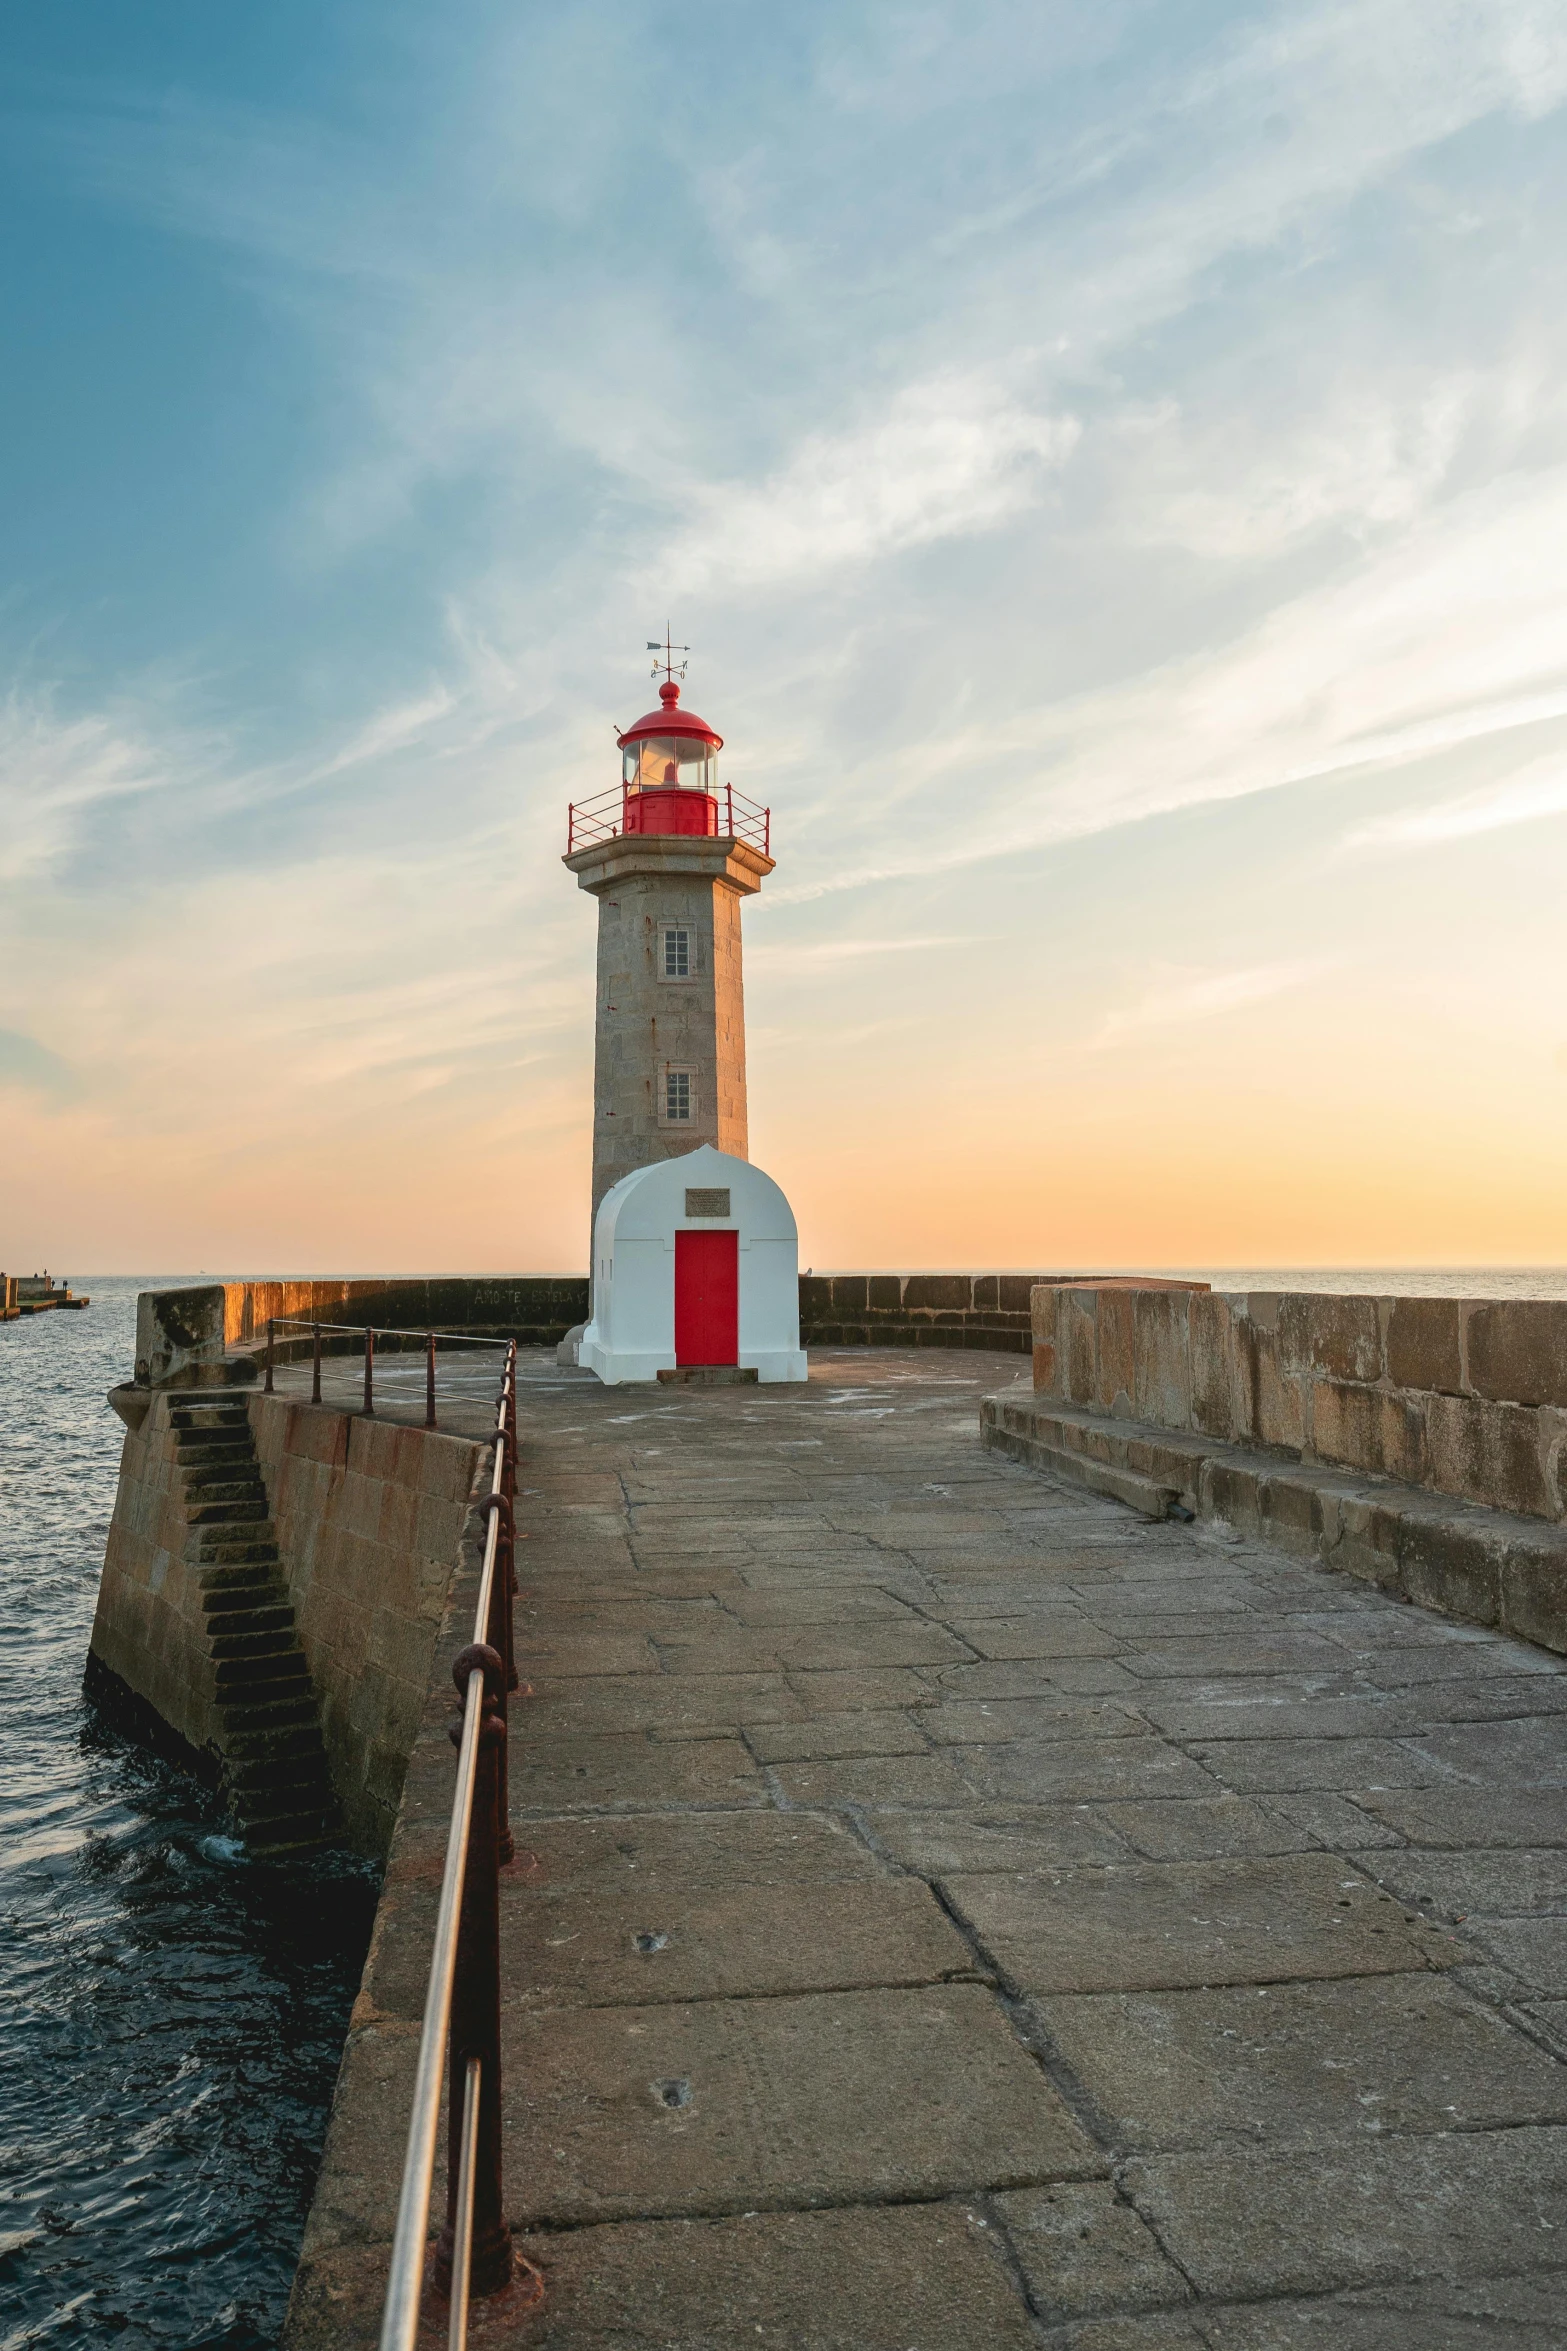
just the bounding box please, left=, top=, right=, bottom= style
left=578, top=1144, right=807, bottom=1387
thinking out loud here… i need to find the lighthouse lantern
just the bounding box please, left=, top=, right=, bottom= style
left=617, top=679, right=721, bottom=837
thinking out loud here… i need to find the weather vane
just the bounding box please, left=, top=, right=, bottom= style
left=647, top=623, right=689, bottom=685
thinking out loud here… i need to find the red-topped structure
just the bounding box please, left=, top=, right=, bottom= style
left=563, top=641, right=777, bottom=1250
left=567, top=676, right=769, bottom=856
left=619, top=678, right=722, bottom=837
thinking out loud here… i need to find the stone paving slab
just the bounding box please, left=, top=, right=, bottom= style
left=509, top=2202, right=1044, bottom=2350
left=939, top=1854, right=1459, bottom=1994
left=1037, top=1973, right=1567, bottom=2147
left=1122, top=2124, right=1567, bottom=2298
left=500, top=1878, right=981, bottom=2008
left=285, top=1347, right=1567, bottom=2347
left=503, top=1982, right=1104, bottom=2224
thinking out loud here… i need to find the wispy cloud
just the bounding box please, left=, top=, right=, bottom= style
left=668, top=378, right=1079, bottom=591
left=1094, top=961, right=1327, bottom=1046
left=1345, top=753, right=1567, bottom=850
left=747, top=933, right=974, bottom=971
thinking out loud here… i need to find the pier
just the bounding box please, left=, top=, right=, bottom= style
left=275, top=1338, right=1567, bottom=2347
left=2, top=1273, right=89, bottom=1319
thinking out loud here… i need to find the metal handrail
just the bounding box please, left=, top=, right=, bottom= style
left=565, top=779, right=771, bottom=858
left=261, top=1317, right=517, bottom=1425
left=378, top=1343, right=521, bottom=2350
left=269, top=1318, right=511, bottom=1347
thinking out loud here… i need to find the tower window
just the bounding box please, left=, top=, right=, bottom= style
left=662, top=925, right=692, bottom=980
left=663, top=1068, right=693, bottom=1123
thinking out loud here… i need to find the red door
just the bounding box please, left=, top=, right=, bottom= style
left=675, top=1229, right=738, bottom=1365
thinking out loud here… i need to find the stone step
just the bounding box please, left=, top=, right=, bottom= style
left=237, top=1780, right=337, bottom=1833
left=182, top=1475, right=269, bottom=1506
left=206, top=1604, right=295, bottom=1642
left=169, top=1410, right=251, bottom=1433
left=247, top=1814, right=336, bottom=1858
left=194, top=1537, right=281, bottom=1568
left=224, top=1721, right=324, bottom=1766
left=187, top=1498, right=270, bottom=1527
left=223, top=1692, right=319, bottom=1737
left=214, top=1651, right=311, bottom=1693
left=227, top=1748, right=334, bottom=1799
left=174, top=1441, right=254, bottom=1467
left=210, top=1624, right=302, bottom=1663
left=200, top=1568, right=285, bottom=1606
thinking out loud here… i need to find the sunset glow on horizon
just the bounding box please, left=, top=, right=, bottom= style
left=3, top=3, right=1566, bottom=1277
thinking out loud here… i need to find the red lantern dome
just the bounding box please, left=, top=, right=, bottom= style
left=616, top=681, right=721, bottom=837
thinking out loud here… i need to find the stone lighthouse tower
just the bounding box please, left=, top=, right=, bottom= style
left=564, top=638, right=774, bottom=1245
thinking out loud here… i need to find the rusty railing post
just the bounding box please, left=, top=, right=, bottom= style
left=434, top=1643, right=512, bottom=2304
left=265, top=1318, right=275, bottom=1394
left=311, top=1321, right=321, bottom=1406
left=363, top=1325, right=375, bottom=1417
left=426, top=1330, right=437, bottom=1430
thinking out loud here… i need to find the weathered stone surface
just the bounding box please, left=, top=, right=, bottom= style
left=1460, top=1918, right=1567, bottom=1992
left=1355, top=1846, right=1567, bottom=1921
left=494, top=1878, right=980, bottom=2008
left=1039, top=1973, right=1567, bottom=2149
left=1280, top=1294, right=1380, bottom=1385
left=1385, top=1298, right=1463, bottom=1397
left=1425, top=1395, right=1549, bottom=1522
left=1201, top=2274, right=1567, bottom=2349
left=1097, top=1795, right=1314, bottom=1860
left=135, top=1281, right=228, bottom=1388
left=512, top=1808, right=882, bottom=1892
left=1355, top=1786, right=1567, bottom=1847
left=940, top=1855, right=1456, bottom=1993
left=995, top=2181, right=1192, bottom=2321
left=741, top=1710, right=929, bottom=1760
left=1466, top=1301, right=1567, bottom=1411
left=1185, top=1736, right=1441, bottom=1794
left=956, top=1738, right=1223, bottom=1807
left=862, top=1808, right=1131, bottom=1873
left=504, top=1984, right=1104, bottom=2224
left=1124, top=2126, right=1567, bottom=2298
left=512, top=1733, right=765, bottom=1813
left=510, top=2201, right=1041, bottom=2349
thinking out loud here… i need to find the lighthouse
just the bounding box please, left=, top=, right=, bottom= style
left=564, top=636, right=774, bottom=1238
left=562, top=639, right=804, bottom=1383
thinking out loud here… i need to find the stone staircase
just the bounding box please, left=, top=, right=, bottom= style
left=170, top=1398, right=340, bottom=1856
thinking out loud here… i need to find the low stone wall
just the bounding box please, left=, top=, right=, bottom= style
left=990, top=1282, right=1567, bottom=1656
left=1032, top=1282, right=1567, bottom=1522
left=250, top=1397, right=484, bottom=1852
left=224, top=1271, right=1148, bottom=1361
left=224, top=1277, right=588, bottom=1351
left=799, top=1273, right=1125, bottom=1355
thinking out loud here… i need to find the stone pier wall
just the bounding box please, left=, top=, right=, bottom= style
left=224, top=1277, right=588, bottom=1351
left=984, top=1283, right=1567, bottom=1656
left=90, top=1394, right=227, bottom=1766
left=1032, top=1282, right=1567, bottom=1522
left=249, top=1397, right=484, bottom=1852
left=221, top=1271, right=1140, bottom=1362
left=91, top=1375, right=485, bottom=1854
left=796, top=1272, right=1159, bottom=1355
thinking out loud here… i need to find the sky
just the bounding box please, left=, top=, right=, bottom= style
left=2, top=0, right=1566, bottom=1276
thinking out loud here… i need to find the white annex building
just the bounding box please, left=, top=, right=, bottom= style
left=578, top=1145, right=806, bottom=1386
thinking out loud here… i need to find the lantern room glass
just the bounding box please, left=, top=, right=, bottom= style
left=623, top=735, right=718, bottom=795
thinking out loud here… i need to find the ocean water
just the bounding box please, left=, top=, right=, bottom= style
left=1169, top=1268, right=1567, bottom=1299
left=0, top=1279, right=377, bottom=2351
